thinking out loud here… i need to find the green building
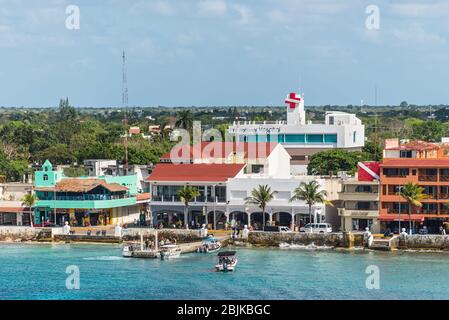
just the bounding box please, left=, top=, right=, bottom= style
left=33, top=160, right=150, bottom=226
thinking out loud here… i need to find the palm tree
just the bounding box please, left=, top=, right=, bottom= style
left=175, top=110, right=193, bottom=132
left=244, top=185, right=277, bottom=230
left=178, top=186, right=200, bottom=229
left=289, top=180, right=331, bottom=224
left=398, top=182, right=428, bottom=235
left=21, top=193, right=38, bottom=228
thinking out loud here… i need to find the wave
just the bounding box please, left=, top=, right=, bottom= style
left=83, top=256, right=125, bottom=261
left=279, top=242, right=334, bottom=250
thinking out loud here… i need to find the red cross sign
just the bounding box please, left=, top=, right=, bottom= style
left=285, top=92, right=301, bottom=109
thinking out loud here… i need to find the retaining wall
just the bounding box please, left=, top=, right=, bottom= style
left=248, top=231, right=365, bottom=248
left=398, top=235, right=449, bottom=250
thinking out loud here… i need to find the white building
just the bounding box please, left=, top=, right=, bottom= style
left=148, top=142, right=330, bottom=230
left=228, top=92, right=365, bottom=174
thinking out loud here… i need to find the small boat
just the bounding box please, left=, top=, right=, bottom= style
left=122, top=231, right=159, bottom=259
left=160, top=244, right=182, bottom=260
left=215, top=251, right=238, bottom=272
left=197, top=236, right=222, bottom=253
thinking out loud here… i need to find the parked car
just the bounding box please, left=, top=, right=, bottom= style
left=300, top=223, right=332, bottom=233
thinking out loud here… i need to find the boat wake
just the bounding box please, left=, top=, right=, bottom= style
left=83, top=256, right=125, bottom=261
left=279, top=242, right=333, bottom=250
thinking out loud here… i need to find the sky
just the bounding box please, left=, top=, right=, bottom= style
left=1, top=0, right=449, bottom=107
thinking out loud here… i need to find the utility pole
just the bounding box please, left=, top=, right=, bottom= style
left=122, top=50, right=129, bottom=176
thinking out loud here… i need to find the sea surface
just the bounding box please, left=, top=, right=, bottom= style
left=0, top=243, right=448, bottom=300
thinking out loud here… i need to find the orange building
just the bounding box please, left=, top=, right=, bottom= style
left=379, top=139, right=449, bottom=233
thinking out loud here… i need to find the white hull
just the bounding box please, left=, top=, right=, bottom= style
left=215, top=259, right=238, bottom=272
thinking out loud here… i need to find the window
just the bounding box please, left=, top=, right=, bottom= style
left=329, top=116, right=334, bottom=125
left=356, top=202, right=371, bottom=210
left=400, top=150, right=413, bottom=158
left=291, top=155, right=306, bottom=161
left=306, top=134, right=324, bottom=143
left=355, top=185, right=373, bottom=193
left=285, top=134, right=305, bottom=143
left=324, top=134, right=337, bottom=143
left=250, top=165, right=264, bottom=174
left=43, top=174, right=48, bottom=181
left=353, top=131, right=357, bottom=143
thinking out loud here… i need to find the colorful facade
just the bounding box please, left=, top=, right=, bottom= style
left=33, top=160, right=149, bottom=226
left=380, top=139, right=449, bottom=233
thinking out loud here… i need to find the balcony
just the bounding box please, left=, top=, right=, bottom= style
left=36, top=197, right=137, bottom=210
left=151, top=195, right=227, bottom=204
left=418, top=175, right=437, bottom=182
left=338, top=192, right=379, bottom=201
left=338, top=208, right=379, bottom=217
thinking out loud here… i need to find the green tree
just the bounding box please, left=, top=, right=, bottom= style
left=178, top=186, right=200, bottom=229
left=36, top=144, right=77, bottom=165
left=307, top=150, right=371, bottom=175
left=398, top=183, right=428, bottom=235
left=410, top=120, right=443, bottom=142
left=175, top=110, right=193, bottom=131
left=244, top=185, right=277, bottom=229
left=289, top=180, right=330, bottom=223
left=21, top=193, right=38, bottom=228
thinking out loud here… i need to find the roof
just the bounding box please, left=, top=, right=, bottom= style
left=34, top=178, right=128, bottom=193
left=385, top=140, right=439, bottom=151
left=148, top=163, right=245, bottom=182
left=381, top=159, right=449, bottom=168
left=160, top=142, right=278, bottom=162
left=136, top=193, right=151, bottom=201
left=218, top=251, right=236, bottom=256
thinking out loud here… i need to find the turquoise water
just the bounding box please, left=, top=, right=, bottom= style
left=1, top=243, right=449, bottom=300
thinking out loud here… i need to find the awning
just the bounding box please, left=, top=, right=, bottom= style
left=378, top=214, right=425, bottom=222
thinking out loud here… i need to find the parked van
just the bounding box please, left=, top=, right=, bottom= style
left=300, top=223, right=332, bottom=233
left=263, top=226, right=292, bottom=233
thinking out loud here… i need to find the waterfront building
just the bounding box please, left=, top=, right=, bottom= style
left=228, top=92, right=365, bottom=174
left=338, top=162, right=380, bottom=233
left=148, top=142, right=330, bottom=230
left=0, top=183, right=33, bottom=226
left=379, top=139, right=449, bottom=233
left=84, top=159, right=152, bottom=193
left=33, top=160, right=150, bottom=226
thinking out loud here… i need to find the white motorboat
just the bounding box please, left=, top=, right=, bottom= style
left=197, top=236, right=222, bottom=253
left=160, top=244, right=182, bottom=260
left=122, top=231, right=160, bottom=259
left=215, top=251, right=238, bottom=272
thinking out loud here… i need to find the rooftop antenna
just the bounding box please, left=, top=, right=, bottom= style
left=361, top=99, right=364, bottom=113
left=122, top=50, right=129, bottom=175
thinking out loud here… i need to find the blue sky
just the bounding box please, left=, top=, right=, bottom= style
left=1, top=0, right=449, bottom=107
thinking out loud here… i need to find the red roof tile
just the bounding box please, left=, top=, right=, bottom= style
left=160, top=141, right=278, bottom=162
left=148, top=163, right=245, bottom=182
left=137, top=193, right=151, bottom=201
left=385, top=140, right=439, bottom=151
left=381, top=159, right=449, bottom=168
left=35, top=179, right=128, bottom=193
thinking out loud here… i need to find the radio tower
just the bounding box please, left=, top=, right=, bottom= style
left=122, top=50, right=129, bottom=175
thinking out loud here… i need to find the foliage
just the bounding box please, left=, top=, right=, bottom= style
left=244, top=185, right=276, bottom=213
left=307, top=150, right=372, bottom=175
left=178, top=186, right=200, bottom=206
left=290, top=180, right=330, bottom=222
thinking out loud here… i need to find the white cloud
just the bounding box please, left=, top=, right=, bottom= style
left=230, top=4, right=253, bottom=25
left=388, top=2, right=449, bottom=18
left=391, top=24, right=445, bottom=45
left=132, top=0, right=175, bottom=16
left=197, top=0, right=227, bottom=16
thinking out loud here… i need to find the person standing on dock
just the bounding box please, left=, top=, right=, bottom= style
left=230, top=217, right=236, bottom=238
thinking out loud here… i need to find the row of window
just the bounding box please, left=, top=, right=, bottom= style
left=239, top=134, right=338, bottom=144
